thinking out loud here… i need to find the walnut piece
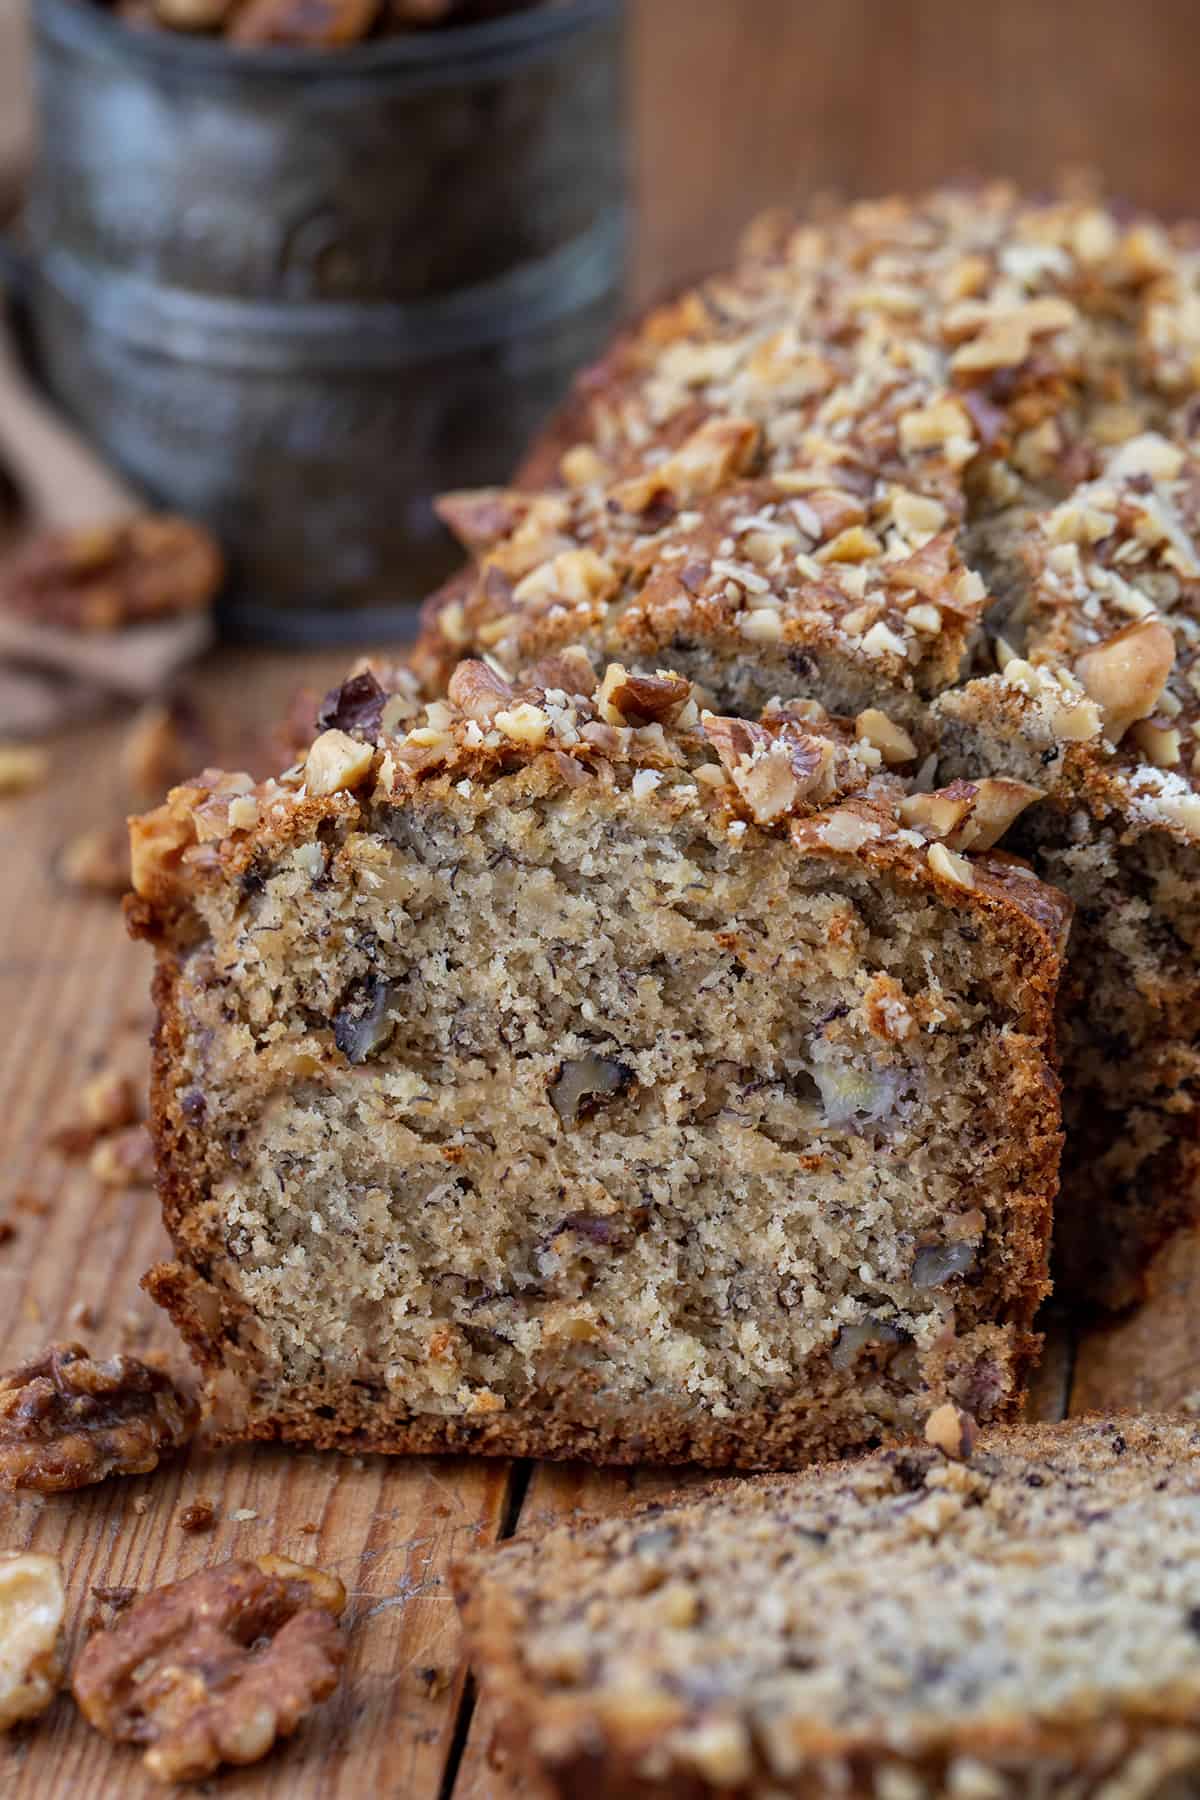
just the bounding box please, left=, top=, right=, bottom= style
left=73, top=1558, right=347, bottom=1783
left=0, top=1553, right=64, bottom=1730
left=1076, top=616, right=1176, bottom=743
left=57, top=825, right=131, bottom=897
left=702, top=715, right=836, bottom=823
left=924, top=1402, right=978, bottom=1460
left=305, top=729, right=374, bottom=797
left=855, top=708, right=917, bottom=764
left=0, top=516, right=221, bottom=633
left=597, top=665, right=692, bottom=727
left=446, top=659, right=515, bottom=724
left=89, top=1124, right=155, bottom=1189
left=0, top=1344, right=197, bottom=1494
left=0, top=746, right=50, bottom=796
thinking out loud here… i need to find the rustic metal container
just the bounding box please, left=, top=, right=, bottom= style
left=20, top=0, right=626, bottom=641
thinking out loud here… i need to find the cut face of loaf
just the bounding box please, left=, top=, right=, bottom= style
left=130, top=661, right=1066, bottom=1467
left=454, top=1415, right=1200, bottom=1800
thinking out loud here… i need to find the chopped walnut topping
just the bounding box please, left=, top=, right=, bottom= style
left=904, top=779, right=1043, bottom=851
left=1130, top=719, right=1183, bottom=766
left=446, top=660, right=515, bottom=724
left=855, top=709, right=917, bottom=764
left=494, top=702, right=551, bottom=748
left=926, top=842, right=975, bottom=888
left=73, top=1558, right=346, bottom=1783
left=305, top=729, right=375, bottom=797
left=1076, top=617, right=1177, bottom=743
left=900, top=786, right=975, bottom=840
left=597, top=667, right=692, bottom=727
left=702, top=715, right=838, bottom=824
left=0, top=1344, right=197, bottom=1494
left=947, top=779, right=1044, bottom=851
left=610, top=417, right=760, bottom=514
left=0, top=1553, right=64, bottom=1730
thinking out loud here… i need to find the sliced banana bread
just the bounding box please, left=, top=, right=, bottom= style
left=455, top=1413, right=1200, bottom=1799
left=128, top=656, right=1066, bottom=1466
left=411, top=186, right=1200, bottom=1308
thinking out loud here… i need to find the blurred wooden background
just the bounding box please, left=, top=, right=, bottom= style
left=3, top=0, right=1200, bottom=303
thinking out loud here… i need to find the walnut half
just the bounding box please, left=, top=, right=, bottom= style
left=73, top=1558, right=347, bottom=1783
left=0, top=1553, right=64, bottom=1730
left=0, top=1344, right=197, bottom=1494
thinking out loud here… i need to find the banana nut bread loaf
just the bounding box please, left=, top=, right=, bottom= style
left=454, top=1413, right=1200, bottom=1799
left=128, top=653, right=1067, bottom=1466
left=411, top=183, right=1200, bottom=1307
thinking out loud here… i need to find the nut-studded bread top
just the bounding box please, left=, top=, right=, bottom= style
left=128, top=653, right=1070, bottom=958
left=455, top=1414, right=1200, bottom=1797
left=412, top=184, right=1200, bottom=835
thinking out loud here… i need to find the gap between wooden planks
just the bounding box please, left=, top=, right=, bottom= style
left=3, top=645, right=1198, bottom=1798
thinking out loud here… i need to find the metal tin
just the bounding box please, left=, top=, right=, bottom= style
left=22, top=0, right=626, bottom=641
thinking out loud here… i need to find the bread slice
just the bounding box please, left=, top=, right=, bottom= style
left=128, top=654, right=1066, bottom=1466
left=454, top=1414, right=1200, bottom=1798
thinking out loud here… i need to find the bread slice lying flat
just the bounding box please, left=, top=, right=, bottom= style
left=455, top=1414, right=1200, bottom=1798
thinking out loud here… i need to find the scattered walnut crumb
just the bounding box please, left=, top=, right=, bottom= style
left=924, top=1402, right=978, bottom=1461
left=132, top=1497, right=150, bottom=1516
left=412, top=1663, right=451, bottom=1698
left=91, top=1585, right=137, bottom=1613
left=55, top=826, right=130, bottom=898
left=0, top=1222, right=14, bottom=1248
left=178, top=1499, right=217, bottom=1533
left=231, top=1508, right=259, bottom=1523
left=73, top=1558, right=347, bottom=1783
left=117, top=1311, right=151, bottom=1348
left=79, top=1069, right=138, bottom=1134
left=89, top=1126, right=155, bottom=1190
left=67, top=1302, right=98, bottom=1331
left=299, top=1522, right=320, bottom=1536
left=0, top=745, right=49, bottom=797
